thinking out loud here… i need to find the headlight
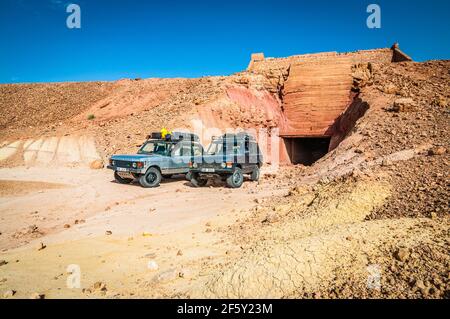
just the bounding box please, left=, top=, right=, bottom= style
left=193, top=162, right=198, bottom=168
left=112, top=160, right=116, bottom=166
left=221, top=163, right=226, bottom=168
left=132, top=162, right=137, bottom=168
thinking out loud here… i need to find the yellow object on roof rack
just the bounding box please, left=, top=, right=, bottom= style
left=160, top=128, right=172, bottom=139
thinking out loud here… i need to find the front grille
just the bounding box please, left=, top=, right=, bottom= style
left=114, top=160, right=133, bottom=168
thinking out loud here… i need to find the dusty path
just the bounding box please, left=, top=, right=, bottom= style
left=0, top=166, right=284, bottom=298
left=0, top=167, right=282, bottom=250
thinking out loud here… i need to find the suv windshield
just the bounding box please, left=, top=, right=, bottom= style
left=138, top=141, right=172, bottom=155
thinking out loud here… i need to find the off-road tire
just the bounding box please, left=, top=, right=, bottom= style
left=114, top=171, right=133, bottom=184
left=250, top=166, right=260, bottom=182
left=139, top=167, right=162, bottom=188
left=190, top=174, right=208, bottom=187
left=226, top=168, right=244, bottom=188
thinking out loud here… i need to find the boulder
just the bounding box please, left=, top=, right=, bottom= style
left=89, top=160, right=104, bottom=170
left=394, top=247, right=410, bottom=262
left=428, top=146, right=446, bottom=156
left=392, top=98, right=416, bottom=112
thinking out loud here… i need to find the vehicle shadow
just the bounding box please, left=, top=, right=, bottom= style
left=182, top=176, right=253, bottom=189
left=110, top=174, right=188, bottom=187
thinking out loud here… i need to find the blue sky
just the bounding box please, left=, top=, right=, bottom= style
left=0, top=0, right=449, bottom=83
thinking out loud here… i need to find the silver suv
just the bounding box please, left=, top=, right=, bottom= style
left=107, top=132, right=203, bottom=188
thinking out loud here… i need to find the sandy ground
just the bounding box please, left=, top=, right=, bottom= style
left=0, top=166, right=284, bottom=298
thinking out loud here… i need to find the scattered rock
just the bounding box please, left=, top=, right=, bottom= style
left=176, top=250, right=183, bottom=256
left=394, top=247, right=410, bottom=262
left=105, top=230, right=112, bottom=235
left=63, top=224, right=71, bottom=229
left=381, top=83, right=398, bottom=94
left=89, top=160, right=104, bottom=170
left=205, top=228, right=212, bottom=233
left=434, top=97, right=447, bottom=108
left=178, top=268, right=192, bottom=279
left=414, top=279, right=426, bottom=290
left=381, top=159, right=393, bottom=167
left=392, top=98, right=416, bottom=112
left=262, top=212, right=279, bottom=224
left=428, top=146, right=446, bottom=156
left=0, top=260, right=7, bottom=267
left=92, top=281, right=107, bottom=291
left=36, top=242, right=46, bottom=251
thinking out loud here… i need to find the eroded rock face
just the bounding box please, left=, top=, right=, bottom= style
left=0, top=135, right=101, bottom=168
left=280, top=58, right=354, bottom=137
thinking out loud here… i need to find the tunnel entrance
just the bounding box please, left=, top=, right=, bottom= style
left=283, top=137, right=331, bottom=166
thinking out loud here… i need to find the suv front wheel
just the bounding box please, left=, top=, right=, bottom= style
left=250, top=166, right=260, bottom=182
left=226, top=168, right=244, bottom=188
left=139, top=167, right=162, bottom=188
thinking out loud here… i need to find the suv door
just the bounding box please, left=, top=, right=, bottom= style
left=171, top=141, right=203, bottom=173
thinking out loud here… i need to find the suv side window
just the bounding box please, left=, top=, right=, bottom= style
left=248, top=141, right=260, bottom=164
left=179, top=142, right=192, bottom=156
left=192, top=143, right=203, bottom=156
left=234, top=141, right=245, bottom=155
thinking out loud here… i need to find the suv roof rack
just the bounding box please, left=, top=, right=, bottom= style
left=212, top=132, right=256, bottom=141
left=146, top=132, right=200, bottom=142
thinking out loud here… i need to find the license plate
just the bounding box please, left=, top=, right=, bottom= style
left=116, top=167, right=128, bottom=172
left=201, top=168, right=215, bottom=173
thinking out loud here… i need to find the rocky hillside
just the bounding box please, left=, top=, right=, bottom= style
left=0, top=82, right=116, bottom=131
left=154, top=60, right=449, bottom=299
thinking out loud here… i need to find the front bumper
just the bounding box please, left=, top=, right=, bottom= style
left=190, top=167, right=233, bottom=175
left=107, top=165, right=144, bottom=174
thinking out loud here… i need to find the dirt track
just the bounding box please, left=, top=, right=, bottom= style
left=0, top=166, right=284, bottom=298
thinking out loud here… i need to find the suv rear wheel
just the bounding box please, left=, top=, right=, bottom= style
left=139, top=167, right=162, bottom=188
left=250, top=166, right=260, bottom=182
left=190, top=173, right=208, bottom=187
left=114, top=171, right=133, bottom=184
left=226, top=168, right=244, bottom=188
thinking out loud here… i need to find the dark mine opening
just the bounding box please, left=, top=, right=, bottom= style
left=284, top=137, right=331, bottom=166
